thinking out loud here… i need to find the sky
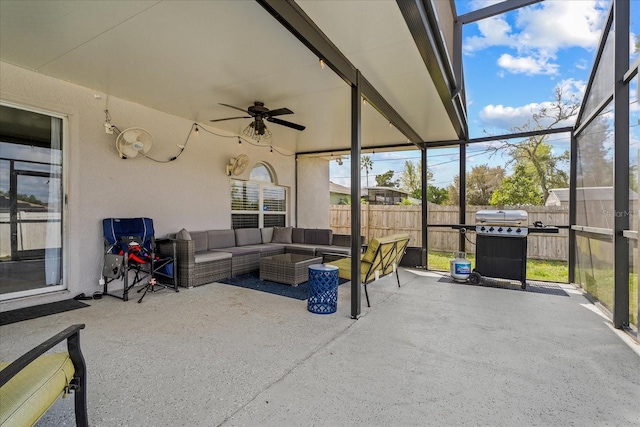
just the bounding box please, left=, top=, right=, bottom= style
left=330, top=0, right=638, bottom=191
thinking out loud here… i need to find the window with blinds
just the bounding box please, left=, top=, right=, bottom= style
left=230, top=164, right=287, bottom=229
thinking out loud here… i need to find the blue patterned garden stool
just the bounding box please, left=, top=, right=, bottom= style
left=308, top=264, right=339, bottom=314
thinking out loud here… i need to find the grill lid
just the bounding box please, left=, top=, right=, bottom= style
left=475, top=209, right=528, bottom=225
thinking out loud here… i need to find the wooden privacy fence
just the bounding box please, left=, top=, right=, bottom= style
left=329, top=205, right=569, bottom=261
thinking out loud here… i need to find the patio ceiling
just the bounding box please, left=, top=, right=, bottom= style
left=0, top=0, right=460, bottom=154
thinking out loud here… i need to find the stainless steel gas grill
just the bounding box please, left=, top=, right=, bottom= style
left=473, top=210, right=533, bottom=289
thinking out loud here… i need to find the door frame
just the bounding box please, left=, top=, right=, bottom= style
left=0, top=102, right=68, bottom=301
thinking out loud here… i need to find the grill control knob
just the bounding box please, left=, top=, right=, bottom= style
left=507, top=228, right=512, bottom=233
left=497, top=227, right=503, bottom=232
left=489, top=227, right=494, bottom=232
left=516, top=228, right=521, bottom=233
left=480, top=226, right=486, bottom=231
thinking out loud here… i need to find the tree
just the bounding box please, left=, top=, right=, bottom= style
left=399, top=160, right=448, bottom=202
left=361, top=155, right=373, bottom=187
left=375, top=170, right=398, bottom=187
left=483, top=86, right=575, bottom=202
left=490, top=165, right=543, bottom=206
left=427, top=185, right=448, bottom=204
left=399, top=160, right=424, bottom=195
left=447, top=164, right=505, bottom=205
left=576, top=114, right=613, bottom=187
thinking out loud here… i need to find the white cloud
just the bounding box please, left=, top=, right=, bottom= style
left=497, top=53, right=559, bottom=75
left=463, top=0, right=607, bottom=75
left=479, top=103, right=541, bottom=129
left=514, top=1, right=605, bottom=51
left=463, top=15, right=515, bottom=54
left=555, top=78, right=586, bottom=102
left=575, top=59, right=589, bottom=70
left=478, top=79, right=584, bottom=130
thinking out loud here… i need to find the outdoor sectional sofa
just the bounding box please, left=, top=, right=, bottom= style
left=170, top=227, right=360, bottom=288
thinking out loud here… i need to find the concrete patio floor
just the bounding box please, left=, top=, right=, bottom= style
left=1, top=269, right=638, bottom=426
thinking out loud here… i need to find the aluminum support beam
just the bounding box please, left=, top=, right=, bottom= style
left=397, top=0, right=467, bottom=139
left=459, top=143, right=466, bottom=251
left=568, top=131, right=577, bottom=284
left=426, top=126, right=573, bottom=148
left=351, top=71, right=362, bottom=319
left=612, top=0, right=630, bottom=329
left=457, top=0, right=543, bottom=24
left=421, top=147, right=428, bottom=268
left=257, top=0, right=422, bottom=144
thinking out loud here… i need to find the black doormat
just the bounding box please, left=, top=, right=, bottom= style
left=437, top=275, right=569, bottom=297
left=0, top=299, right=89, bottom=326
left=219, top=272, right=348, bottom=300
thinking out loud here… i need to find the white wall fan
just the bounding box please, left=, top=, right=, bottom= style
left=115, top=127, right=154, bottom=159
left=226, top=154, right=249, bottom=176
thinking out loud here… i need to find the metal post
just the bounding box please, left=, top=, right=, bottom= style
left=294, top=156, right=298, bottom=226
left=421, top=147, right=428, bottom=269
left=351, top=70, right=362, bottom=319
left=612, top=0, right=630, bottom=329
left=459, top=142, right=466, bottom=251
left=568, top=131, right=577, bottom=284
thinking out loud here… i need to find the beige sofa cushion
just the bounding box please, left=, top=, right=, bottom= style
left=190, top=231, right=208, bottom=252
left=207, top=230, right=236, bottom=249
left=272, top=226, right=292, bottom=244
left=235, top=228, right=262, bottom=246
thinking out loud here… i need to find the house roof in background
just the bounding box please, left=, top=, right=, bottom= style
left=549, top=187, right=638, bottom=202
left=329, top=181, right=351, bottom=195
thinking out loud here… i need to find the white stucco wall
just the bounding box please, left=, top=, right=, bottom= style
left=1, top=61, right=308, bottom=308
left=296, top=157, right=329, bottom=228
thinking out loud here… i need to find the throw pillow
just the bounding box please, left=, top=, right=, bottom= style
left=272, top=226, right=292, bottom=244
left=176, top=228, right=192, bottom=240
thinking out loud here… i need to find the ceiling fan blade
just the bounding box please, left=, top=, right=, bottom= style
left=266, top=107, right=293, bottom=117
left=267, top=117, right=306, bottom=131
left=219, top=103, right=250, bottom=114
left=210, top=116, right=251, bottom=122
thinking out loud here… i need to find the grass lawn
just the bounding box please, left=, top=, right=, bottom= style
left=427, top=251, right=568, bottom=283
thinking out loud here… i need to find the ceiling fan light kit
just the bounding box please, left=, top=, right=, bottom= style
left=243, top=120, right=272, bottom=141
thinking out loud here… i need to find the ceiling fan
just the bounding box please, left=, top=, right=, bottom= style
left=210, top=101, right=305, bottom=140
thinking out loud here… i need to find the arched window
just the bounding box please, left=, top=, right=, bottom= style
left=249, top=163, right=274, bottom=183
left=231, top=163, right=287, bottom=229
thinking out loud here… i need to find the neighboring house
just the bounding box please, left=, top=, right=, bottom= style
left=546, top=187, right=638, bottom=207
left=0, top=195, right=47, bottom=212
left=329, top=181, right=351, bottom=205
left=365, top=187, right=410, bottom=205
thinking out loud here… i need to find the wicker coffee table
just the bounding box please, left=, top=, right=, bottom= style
left=259, top=253, right=322, bottom=286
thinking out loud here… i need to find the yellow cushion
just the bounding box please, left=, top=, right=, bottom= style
left=361, top=239, right=379, bottom=263
left=328, top=234, right=409, bottom=283
left=0, top=352, right=75, bottom=427
left=327, top=257, right=376, bottom=283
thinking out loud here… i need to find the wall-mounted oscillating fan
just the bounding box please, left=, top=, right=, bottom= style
left=115, top=127, right=154, bottom=159
left=226, top=154, right=249, bottom=176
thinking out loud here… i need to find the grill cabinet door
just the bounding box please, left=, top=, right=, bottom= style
left=475, top=235, right=527, bottom=286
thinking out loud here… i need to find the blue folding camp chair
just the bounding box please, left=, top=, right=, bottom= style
left=102, top=218, right=178, bottom=302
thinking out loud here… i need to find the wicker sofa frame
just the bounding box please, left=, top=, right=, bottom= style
left=170, top=227, right=361, bottom=288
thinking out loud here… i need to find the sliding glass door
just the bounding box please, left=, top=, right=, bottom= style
left=0, top=104, right=65, bottom=299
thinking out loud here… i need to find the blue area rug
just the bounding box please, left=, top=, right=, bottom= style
left=219, top=272, right=348, bottom=300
